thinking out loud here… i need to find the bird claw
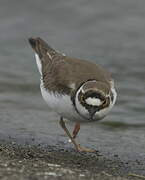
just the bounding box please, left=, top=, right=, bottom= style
left=76, top=144, right=96, bottom=153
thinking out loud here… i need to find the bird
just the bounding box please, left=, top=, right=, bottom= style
left=28, top=37, right=117, bottom=152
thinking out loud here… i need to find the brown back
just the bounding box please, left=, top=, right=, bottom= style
left=42, top=55, right=111, bottom=95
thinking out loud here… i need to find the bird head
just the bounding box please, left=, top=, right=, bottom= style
left=74, top=80, right=116, bottom=121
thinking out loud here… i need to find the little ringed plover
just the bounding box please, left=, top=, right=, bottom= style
left=28, top=37, right=117, bottom=152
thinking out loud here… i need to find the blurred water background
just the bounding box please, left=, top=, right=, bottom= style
left=0, top=0, right=145, bottom=161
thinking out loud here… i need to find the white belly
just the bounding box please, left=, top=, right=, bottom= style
left=40, top=81, right=85, bottom=122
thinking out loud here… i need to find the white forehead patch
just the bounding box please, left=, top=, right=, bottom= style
left=85, top=97, right=102, bottom=106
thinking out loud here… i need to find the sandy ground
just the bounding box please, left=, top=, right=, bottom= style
left=0, top=140, right=144, bottom=180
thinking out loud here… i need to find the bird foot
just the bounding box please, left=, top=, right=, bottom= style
left=76, top=144, right=96, bottom=153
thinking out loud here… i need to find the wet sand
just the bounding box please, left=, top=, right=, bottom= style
left=0, top=140, right=144, bottom=180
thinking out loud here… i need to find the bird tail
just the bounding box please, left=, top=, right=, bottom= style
left=28, top=37, right=57, bottom=60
